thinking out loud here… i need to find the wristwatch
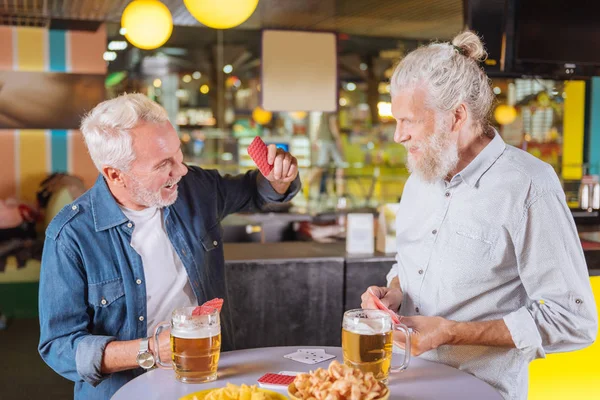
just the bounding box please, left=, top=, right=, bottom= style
left=136, top=337, right=156, bottom=370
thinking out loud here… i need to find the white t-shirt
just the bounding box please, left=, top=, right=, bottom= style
left=120, top=206, right=196, bottom=333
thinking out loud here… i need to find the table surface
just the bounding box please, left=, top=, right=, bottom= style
left=112, top=346, right=502, bottom=400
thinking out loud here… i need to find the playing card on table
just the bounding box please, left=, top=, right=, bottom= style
left=298, top=349, right=326, bottom=355
left=284, top=349, right=336, bottom=364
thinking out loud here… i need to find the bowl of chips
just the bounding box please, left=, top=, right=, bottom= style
left=180, top=383, right=286, bottom=400
left=288, top=360, right=390, bottom=400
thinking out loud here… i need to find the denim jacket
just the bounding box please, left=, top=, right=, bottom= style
left=38, top=166, right=300, bottom=399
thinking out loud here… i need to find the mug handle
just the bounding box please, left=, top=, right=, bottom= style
left=153, top=321, right=173, bottom=369
left=390, top=323, right=411, bottom=373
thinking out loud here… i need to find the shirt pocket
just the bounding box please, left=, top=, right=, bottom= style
left=201, top=224, right=222, bottom=252
left=443, top=223, right=499, bottom=288
left=88, top=277, right=125, bottom=308
left=449, top=223, right=498, bottom=262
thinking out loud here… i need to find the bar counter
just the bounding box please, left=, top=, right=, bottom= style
left=222, top=240, right=600, bottom=350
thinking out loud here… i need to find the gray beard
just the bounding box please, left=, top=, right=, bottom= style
left=126, top=175, right=179, bottom=209
left=406, top=126, right=459, bottom=183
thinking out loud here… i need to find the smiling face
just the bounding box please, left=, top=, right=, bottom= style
left=119, top=120, right=188, bottom=209
left=392, top=86, right=459, bottom=182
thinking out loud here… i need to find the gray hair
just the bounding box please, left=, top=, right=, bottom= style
left=80, top=93, right=169, bottom=172
left=390, top=30, right=494, bottom=136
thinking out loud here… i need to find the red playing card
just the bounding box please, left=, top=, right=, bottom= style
left=247, top=136, right=273, bottom=177
left=370, top=291, right=401, bottom=324
left=202, top=298, right=224, bottom=312
left=192, top=298, right=224, bottom=316
left=257, top=373, right=296, bottom=387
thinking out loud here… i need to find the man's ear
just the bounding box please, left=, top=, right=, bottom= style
left=103, top=166, right=126, bottom=187
left=452, top=103, right=468, bottom=134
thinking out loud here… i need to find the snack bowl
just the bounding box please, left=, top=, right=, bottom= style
left=287, top=361, right=390, bottom=400
left=180, top=386, right=286, bottom=400
left=288, top=381, right=390, bottom=400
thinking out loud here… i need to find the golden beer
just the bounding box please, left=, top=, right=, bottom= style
left=171, top=329, right=221, bottom=383
left=342, top=328, right=393, bottom=381
left=342, top=309, right=410, bottom=382
left=154, top=306, right=222, bottom=383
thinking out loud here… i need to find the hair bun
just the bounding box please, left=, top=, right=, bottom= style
left=452, top=30, right=487, bottom=62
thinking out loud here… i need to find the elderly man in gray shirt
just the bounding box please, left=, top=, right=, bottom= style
left=361, top=31, right=598, bottom=400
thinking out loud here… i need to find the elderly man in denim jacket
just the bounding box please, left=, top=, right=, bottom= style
left=38, top=94, right=300, bottom=399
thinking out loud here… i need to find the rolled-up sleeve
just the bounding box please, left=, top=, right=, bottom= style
left=75, top=335, right=116, bottom=386
left=256, top=173, right=301, bottom=203
left=38, top=236, right=115, bottom=387
left=506, top=190, right=598, bottom=358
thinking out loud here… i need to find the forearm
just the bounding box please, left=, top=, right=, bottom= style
left=389, top=276, right=401, bottom=291
left=448, top=319, right=515, bottom=348
left=101, top=339, right=143, bottom=374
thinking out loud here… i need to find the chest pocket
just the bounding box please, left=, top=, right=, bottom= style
left=448, top=223, right=498, bottom=262
left=201, top=224, right=222, bottom=252
left=88, top=277, right=125, bottom=307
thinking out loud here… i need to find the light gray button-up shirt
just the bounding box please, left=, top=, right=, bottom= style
left=387, top=133, right=598, bottom=400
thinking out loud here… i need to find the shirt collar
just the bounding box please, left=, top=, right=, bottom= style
left=455, top=130, right=506, bottom=188
left=90, top=174, right=129, bottom=232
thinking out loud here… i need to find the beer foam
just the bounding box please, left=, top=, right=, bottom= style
left=171, top=326, right=220, bottom=339
left=344, top=320, right=387, bottom=335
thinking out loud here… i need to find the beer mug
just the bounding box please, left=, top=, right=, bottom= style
left=342, top=309, right=410, bottom=383
left=154, top=306, right=221, bottom=383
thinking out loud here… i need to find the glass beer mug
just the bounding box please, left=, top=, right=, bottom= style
left=154, top=306, right=221, bottom=383
left=342, top=309, right=411, bottom=383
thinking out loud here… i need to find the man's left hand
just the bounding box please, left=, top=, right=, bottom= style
left=393, top=315, right=454, bottom=356
left=265, top=144, right=299, bottom=194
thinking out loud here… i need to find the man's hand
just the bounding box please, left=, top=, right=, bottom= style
left=149, top=328, right=172, bottom=365
left=265, top=144, right=299, bottom=194
left=393, top=315, right=454, bottom=356
left=360, top=286, right=403, bottom=312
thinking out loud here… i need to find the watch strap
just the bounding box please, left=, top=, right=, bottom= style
left=139, top=337, right=150, bottom=354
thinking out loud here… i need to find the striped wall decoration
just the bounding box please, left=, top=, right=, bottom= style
left=562, top=81, right=586, bottom=180
left=0, top=25, right=106, bottom=73
left=0, top=130, right=98, bottom=202
left=588, top=77, right=600, bottom=176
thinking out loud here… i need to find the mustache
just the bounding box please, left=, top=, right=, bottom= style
left=163, top=177, right=181, bottom=188
left=403, top=142, right=421, bottom=152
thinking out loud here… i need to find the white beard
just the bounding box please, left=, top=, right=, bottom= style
left=405, top=119, right=459, bottom=183
left=126, top=174, right=180, bottom=209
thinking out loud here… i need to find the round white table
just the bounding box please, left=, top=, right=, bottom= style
left=112, top=346, right=502, bottom=400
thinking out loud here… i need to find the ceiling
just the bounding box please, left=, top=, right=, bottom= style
left=0, top=0, right=464, bottom=40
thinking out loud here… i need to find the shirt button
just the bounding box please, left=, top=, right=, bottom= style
left=213, top=240, right=218, bottom=246
left=100, top=298, right=107, bottom=305
left=139, top=316, right=144, bottom=322
left=71, top=205, right=77, bottom=210
left=418, top=269, right=424, bottom=275
left=432, top=229, right=437, bottom=235
left=136, top=279, right=142, bottom=285
left=575, top=299, right=583, bottom=304
left=127, top=222, right=133, bottom=228
left=445, top=192, right=450, bottom=197
left=415, top=307, right=420, bottom=313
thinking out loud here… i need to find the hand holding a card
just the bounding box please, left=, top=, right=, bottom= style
left=247, top=137, right=298, bottom=195
left=360, top=285, right=403, bottom=316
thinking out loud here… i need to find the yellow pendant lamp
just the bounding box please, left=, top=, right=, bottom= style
left=494, top=104, right=517, bottom=125
left=183, top=0, right=259, bottom=29
left=121, top=0, right=173, bottom=50
left=252, top=106, right=272, bottom=125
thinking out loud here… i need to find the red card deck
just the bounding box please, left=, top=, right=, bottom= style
left=247, top=136, right=273, bottom=177
left=192, top=298, right=224, bottom=316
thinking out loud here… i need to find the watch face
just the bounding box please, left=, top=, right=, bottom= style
left=136, top=352, right=155, bottom=369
